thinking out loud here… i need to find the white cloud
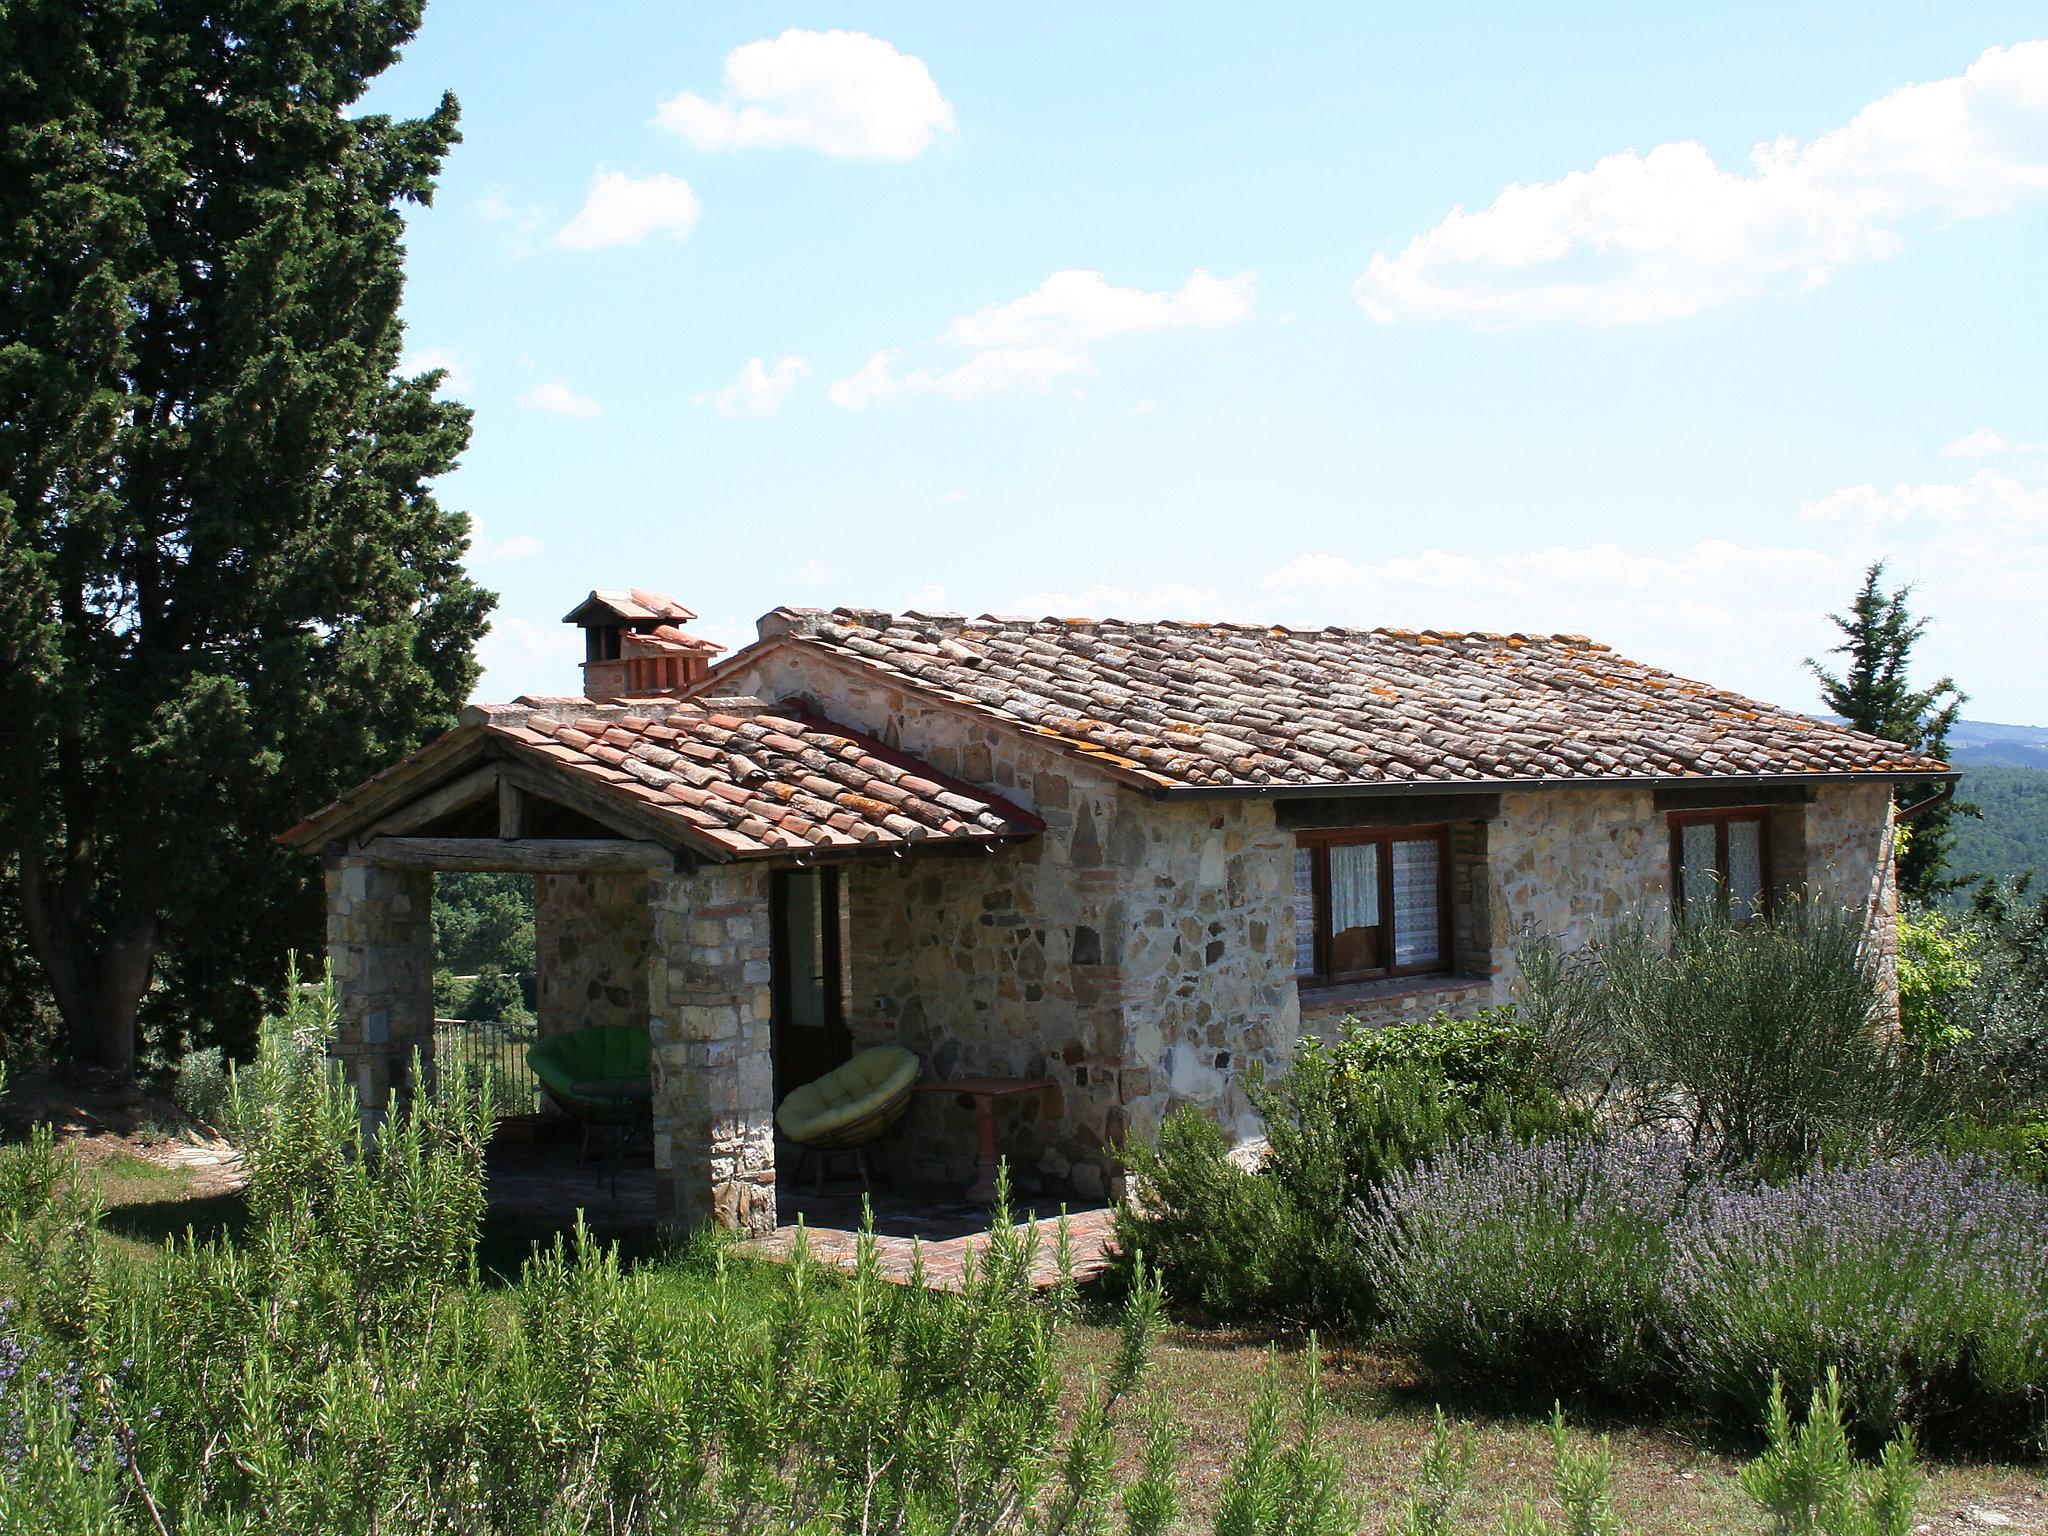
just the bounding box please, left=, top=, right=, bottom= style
left=1357, top=40, right=2048, bottom=326
left=698, top=354, right=811, bottom=418
left=465, top=516, right=542, bottom=562
left=830, top=346, right=1096, bottom=408
left=1940, top=427, right=2046, bottom=457
left=1007, top=581, right=1240, bottom=621
left=945, top=269, right=1256, bottom=349
left=401, top=345, right=473, bottom=392
left=473, top=615, right=583, bottom=703
left=791, top=558, right=838, bottom=586
left=829, top=268, right=1255, bottom=408
left=518, top=378, right=602, bottom=419
left=1799, top=467, right=2048, bottom=531
left=555, top=170, right=701, bottom=251
left=474, top=187, right=553, bottom=255
left=654, top=29, right=954, bottom=161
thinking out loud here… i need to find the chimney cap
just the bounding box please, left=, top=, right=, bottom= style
left=562, top=588, right=697, bottom=627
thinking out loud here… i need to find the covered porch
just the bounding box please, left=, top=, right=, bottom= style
left=283, top=694, right=1053, bottom=1242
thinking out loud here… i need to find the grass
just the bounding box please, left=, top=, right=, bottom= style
left=51, top=1151, right=2048, bottom=1533
left=1059, top=1319, right=2047, bottom=1533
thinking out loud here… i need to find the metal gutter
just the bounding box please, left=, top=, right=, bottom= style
left=1143, top=769, right=1962, bottom=802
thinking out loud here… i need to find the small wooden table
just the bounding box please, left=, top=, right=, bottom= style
left=915, top=1076, right=1055, bottom=1204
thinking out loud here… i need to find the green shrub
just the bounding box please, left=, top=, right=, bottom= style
left=1740, top=1372, right=1921, bottom=1536
left=1357, top=1134, right=1702, bottom=1401
left=1114, top=1107, right=1305, bottom=1322
left=1954, top=877, right=2048, bottom=1107
left=1945, top=1116, right=2048, bottom=1188
left=458, top=963, right=532, bottom=1026
left=170, top=1044, right=231, bottom=1126
left=1116, top=1008, right=1576, bottom=1330
left=1897, top=903, right=1978, bottom=1049
left=1515, top=900, right=1970, bottom=1176
left=1664, top=1152, right=2048, bottom=1455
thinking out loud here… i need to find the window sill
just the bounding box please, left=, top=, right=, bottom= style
left=1297, top=973, right=1491, bottom=1012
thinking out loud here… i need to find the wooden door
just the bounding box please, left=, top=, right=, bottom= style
left=770, top=866, right=849, bottom=1102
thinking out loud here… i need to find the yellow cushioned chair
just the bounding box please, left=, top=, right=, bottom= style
left=776, top=1045, right=920, bottom=1190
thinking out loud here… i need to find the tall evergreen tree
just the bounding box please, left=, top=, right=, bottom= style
left=0, top=2, right=491, bottom=1075
left=1805, top=561, right=1968, bottom=901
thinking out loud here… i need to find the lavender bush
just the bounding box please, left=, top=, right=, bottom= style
left=1665, top=1153, right=2048, bottom=1454
left=1356, top=1134, right=1706, bottom=1398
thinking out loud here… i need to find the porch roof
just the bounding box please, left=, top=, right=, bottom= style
left=279, top=696, right=1042, bottom=862
left=712, top=608, right=1957, bottom=795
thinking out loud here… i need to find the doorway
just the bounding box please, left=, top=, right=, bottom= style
left=770, top=866, right=849, bottom=1101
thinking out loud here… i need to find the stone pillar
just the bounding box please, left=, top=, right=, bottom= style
left=647, top=865, right=777, bottom=1236
left=325, top=855, right=435, bottom=1130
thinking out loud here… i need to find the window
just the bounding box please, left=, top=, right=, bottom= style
left=1293, top=827, right=1451, bottom=985
left=1668, top=809, right=1771, bottom=918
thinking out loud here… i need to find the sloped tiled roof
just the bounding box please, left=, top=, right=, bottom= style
left=727, top=609, right=1954, bottom=793
left=478, top=699, right=1040, bottom=856
left=280, top=698, right=1041, bottom=860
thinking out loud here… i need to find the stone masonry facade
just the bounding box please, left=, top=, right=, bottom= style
left=646, top=864, right=778, bottom=1236
left=701, top=633, right=1909, bottom=1196
left=535, top=872, right=652, bottom=1040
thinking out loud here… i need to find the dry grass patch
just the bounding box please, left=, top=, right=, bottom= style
left=1066, top=1319, right=2046, bottom=1534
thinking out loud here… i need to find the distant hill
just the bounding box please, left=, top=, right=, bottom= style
left=1945, top=719, right=2048, bottom=771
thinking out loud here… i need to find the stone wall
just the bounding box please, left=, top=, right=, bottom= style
left=324, top=855, right=435, bottom=1130
left=646, top=865, right=777, bottom=1236
left=1804, top=781, right=1901, bottom=1018
left=535, top=872, right=652, bottom=1040
left=1483, top=787, right=1671, bottom=992
left=1109, top=795, right=1298, bottom=1149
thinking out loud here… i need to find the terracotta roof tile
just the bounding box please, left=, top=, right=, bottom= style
left=746, top=610, right=1953, bottom=791
left=476, top=702, right=1040, bottom=859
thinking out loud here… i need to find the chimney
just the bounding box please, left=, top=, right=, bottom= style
left=561, top=588, right=726, bottom=702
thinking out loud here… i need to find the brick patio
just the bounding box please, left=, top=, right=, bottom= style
left=485, top=1140, right=1116, bottom=1292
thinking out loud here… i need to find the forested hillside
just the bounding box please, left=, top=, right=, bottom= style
left=1951, top=767, right=2048, bottom=887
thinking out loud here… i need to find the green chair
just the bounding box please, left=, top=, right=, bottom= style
left=776, top=1045, right=920, bottom=1190
left=528, top=1026, right=652, bottom=1164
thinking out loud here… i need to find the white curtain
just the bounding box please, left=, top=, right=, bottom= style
left=1392, top=838, right=1441, bottom=967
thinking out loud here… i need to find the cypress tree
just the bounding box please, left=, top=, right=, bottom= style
left=1805, top=562, right=1969, bottom=901
left=0, top=2, right=491, bottom=1074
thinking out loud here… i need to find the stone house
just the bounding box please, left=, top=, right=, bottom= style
left=282, top=590, right=1954, bottom=1236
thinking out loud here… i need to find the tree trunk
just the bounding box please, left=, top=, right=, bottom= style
left=16, top=845, right=157, bottom=1078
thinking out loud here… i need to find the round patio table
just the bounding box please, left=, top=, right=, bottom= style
left=915, top=1076, right=1054, bottom=1204
left=570, top=1076, right=652, bottom=1198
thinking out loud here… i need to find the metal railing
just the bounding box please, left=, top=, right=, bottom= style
left=432, top=1016, right=542, bottom=1115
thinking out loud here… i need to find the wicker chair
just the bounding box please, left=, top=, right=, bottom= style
left=775, top=1046, right=920, bottom=1191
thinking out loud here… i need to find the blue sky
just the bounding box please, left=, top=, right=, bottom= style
left=361, top=4, right=2048, bottom=723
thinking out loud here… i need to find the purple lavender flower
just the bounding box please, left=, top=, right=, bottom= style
left=1355, top=1133, right=1709, bottom=1396
left=1664, top=1152, right=2048, bottom=1451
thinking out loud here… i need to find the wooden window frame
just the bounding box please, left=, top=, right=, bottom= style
left=1667, top=807, right=1774, bottom=917
left=1294, top=825, right=1453, bottom=987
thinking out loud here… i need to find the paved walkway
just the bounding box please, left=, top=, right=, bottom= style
left=740, top=1195, right=1119, bottom=1291
left=484, top=1142, right=1117, bottom=1292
